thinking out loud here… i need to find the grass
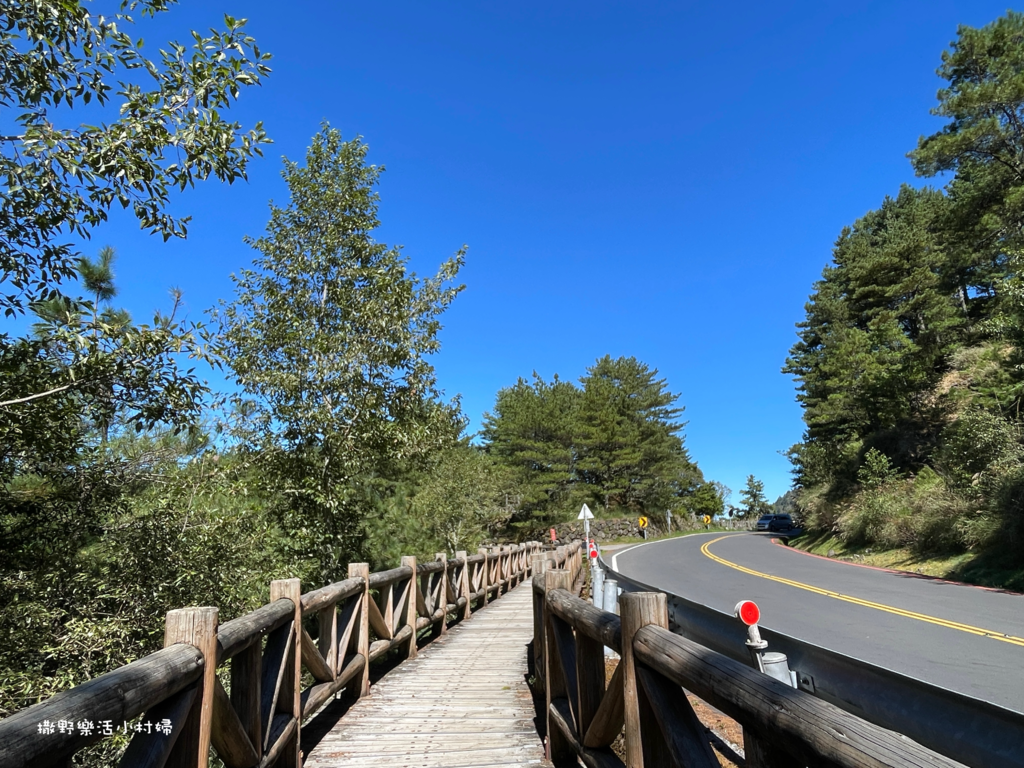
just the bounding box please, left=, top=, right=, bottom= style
left=785, top=531, right=1024, bottom=591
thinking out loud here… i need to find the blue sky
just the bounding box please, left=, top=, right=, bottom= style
left=13, top=0, right=1015, bottom=504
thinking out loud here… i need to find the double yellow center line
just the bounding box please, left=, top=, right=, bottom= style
left=700, top=535, right=1024, bottom=648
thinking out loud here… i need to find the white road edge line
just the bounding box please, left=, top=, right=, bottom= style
left=609, top=531, right=734, bottom=572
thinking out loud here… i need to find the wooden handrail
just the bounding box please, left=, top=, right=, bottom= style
left=0, top=540, right=546, bottom=768
left=537, top=579, right=970, bottom=768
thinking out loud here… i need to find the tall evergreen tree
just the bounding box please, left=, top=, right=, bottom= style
left=217, top=126, right=466, bottom=579
left=740, top=475, right=771, bottom=519
left=576, top=355, right=696, bottom=513
left=480, top=373, right=580, bottom=523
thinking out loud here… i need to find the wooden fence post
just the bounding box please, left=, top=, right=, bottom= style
left=163, top=607, right=217, bottom=768
left=455, top=550, right=472, bottom=620
left=269, top=578, right=301, bottom=768
left=478, top=547, right=490, bottom=605
left=531, top=554, right=549, bottom=689
left=435, top=553, right=449, bottom=634
left=401, top=556, right=418, bottom=659
left=620, top=592, right=668, bottom=768
left=543, top=569, right=575, bottom=765
left=348, top=563, right=371, bottom=699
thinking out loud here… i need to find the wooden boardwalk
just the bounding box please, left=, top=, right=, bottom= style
left=304, top=579, right=552, bottom=768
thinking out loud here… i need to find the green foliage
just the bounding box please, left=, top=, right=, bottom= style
left=858, top=448, right=898, bottom=489
left=0, top=1, right=271, bottom=318
left=739, top=475, right=771, bottom=519
left=482, top=356, right=715, bottom=526
left=411, top=445, right=521, bottom=552
left=480, top=373, right=580, bottom=520
left=216, top=125, right=467, bottom=582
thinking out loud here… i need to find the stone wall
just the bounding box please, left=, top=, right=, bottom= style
left=536, top=515, right=752, bottom=548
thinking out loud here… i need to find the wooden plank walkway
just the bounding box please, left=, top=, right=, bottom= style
left=304, top=579, right=552, bottom=768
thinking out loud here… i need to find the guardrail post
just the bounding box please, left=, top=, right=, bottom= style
left=543, top=569, right=575, bottom=765
left=400, top=556, right=418, bottom=659
left=163, top=607, right=218, bottom=768
left=620, top=592, right=668, bottom=768
left=269, top=578, right=301, bottom=768
left=347, top=563, right=371, bottom=699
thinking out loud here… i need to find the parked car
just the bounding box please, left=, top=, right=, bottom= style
left=756, top=513, right=794, bottom=532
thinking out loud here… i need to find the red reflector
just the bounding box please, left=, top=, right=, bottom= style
left=589, top=550, right=598, bottom=558
left=736, top=600, right=760, bottom=626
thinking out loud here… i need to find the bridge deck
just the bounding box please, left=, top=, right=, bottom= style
left=304, top=579, right=552, bottom=768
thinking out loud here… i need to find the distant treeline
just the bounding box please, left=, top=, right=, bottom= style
left=785, top=11, right=1024, bottom=584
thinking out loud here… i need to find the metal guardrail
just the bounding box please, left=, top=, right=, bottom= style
left=599, top=552, right=1024, bottom=768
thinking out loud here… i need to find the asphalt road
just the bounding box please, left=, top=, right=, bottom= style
left=610, top=532, right=1024, bottom=714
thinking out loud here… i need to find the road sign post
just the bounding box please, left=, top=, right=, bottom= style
left=577, top=503, right=594, bottom=548
left=638, top=516, right=648, bottom=540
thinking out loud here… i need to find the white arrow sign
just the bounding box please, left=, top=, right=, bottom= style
left=578, top=503, right=594, bottom=520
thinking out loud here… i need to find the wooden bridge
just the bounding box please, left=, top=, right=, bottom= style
left=0, top=538, right=982, bottom=768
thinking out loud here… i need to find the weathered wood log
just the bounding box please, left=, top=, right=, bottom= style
left=268, top=579, right=301, bottom=768
left=635, top=663, right=719, bottom=768
left=210, top=677, right=260, bottom=768
left=549, top=698, right=626, bottom=768
left=366, top=590, right=392, bottom=640
left=300, top=628, right=334, bottom=683
left=230, top=639, right=261, bottom=761
left=299, top=577, right=363, bottom=616
left=259, top=714, right=296, bottom=768
left=401, top=556, right=418, bottom=659
left=434, top=553, right=449, bottom=636
left=455, top=550, right=471, bottom=621
left=547, top=588, right=622, bottom=652
left=259, top=623, right=292, bottom=753
left=344, top=563, right=371, bottom=701
left=368, top=565, right=413, bottom=589
left=216, top=600, right=293, bottom=665
left=334, top=592, right=360, bottom=675
left=620, top=592, right=668, bottom=768
left=576, top=629, right=605, bottom=743
left=300, top=652, right=366, bottom=719
left=0, top=645, right=202, bottom=768
left=549, top=613, right=580, bottom=730
left=369, top=624, right=414, bottom=662
left=744, top=729, right=789, bottom=768
left=631, top=625, right=969, bottom=768
left=584, top=662, right=624, bottom=749
left=545, top=569, right=575, bottom=764
left=416, top=559, right=445, bottom=575
left=164, top=606, right=218, bottom=768
left=120, top=683, right=198, bottom=768
left=465, top=553, right=485, bottom=564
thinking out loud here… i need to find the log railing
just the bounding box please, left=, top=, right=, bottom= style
left=534, top=571, right=969, bottom=768
left=0, top=540, right=574, bottom=768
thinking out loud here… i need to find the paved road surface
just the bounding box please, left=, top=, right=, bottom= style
left=610, top=532, right=1024, bottom=714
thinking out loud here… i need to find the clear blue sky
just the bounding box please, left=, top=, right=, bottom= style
left=26, top=0, right=1015, bottom=504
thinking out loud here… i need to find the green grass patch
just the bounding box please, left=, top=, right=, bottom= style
left=785, top=533, right=1024, bottom=590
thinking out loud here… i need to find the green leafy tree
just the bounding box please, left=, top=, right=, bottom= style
left=783, top=186, right=963, bottom=476
left=911, top=11, right=1024, bottom=413
left=576, top=355, right=697, bottom=514
left=0, top=1, right=270, bottom=319
left=411, top=445, right=521, bottom=552
left=481, top=373, right=581, bottom=523
left=740, top=475, right=771, bottom=519
left=217, top=125, right=466, bottom=580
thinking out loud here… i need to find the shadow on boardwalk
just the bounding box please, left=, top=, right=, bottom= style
left=302, top=581, right=552, bottom=768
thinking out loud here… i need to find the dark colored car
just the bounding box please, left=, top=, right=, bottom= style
left=756, top=513, right=794, bottom=532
